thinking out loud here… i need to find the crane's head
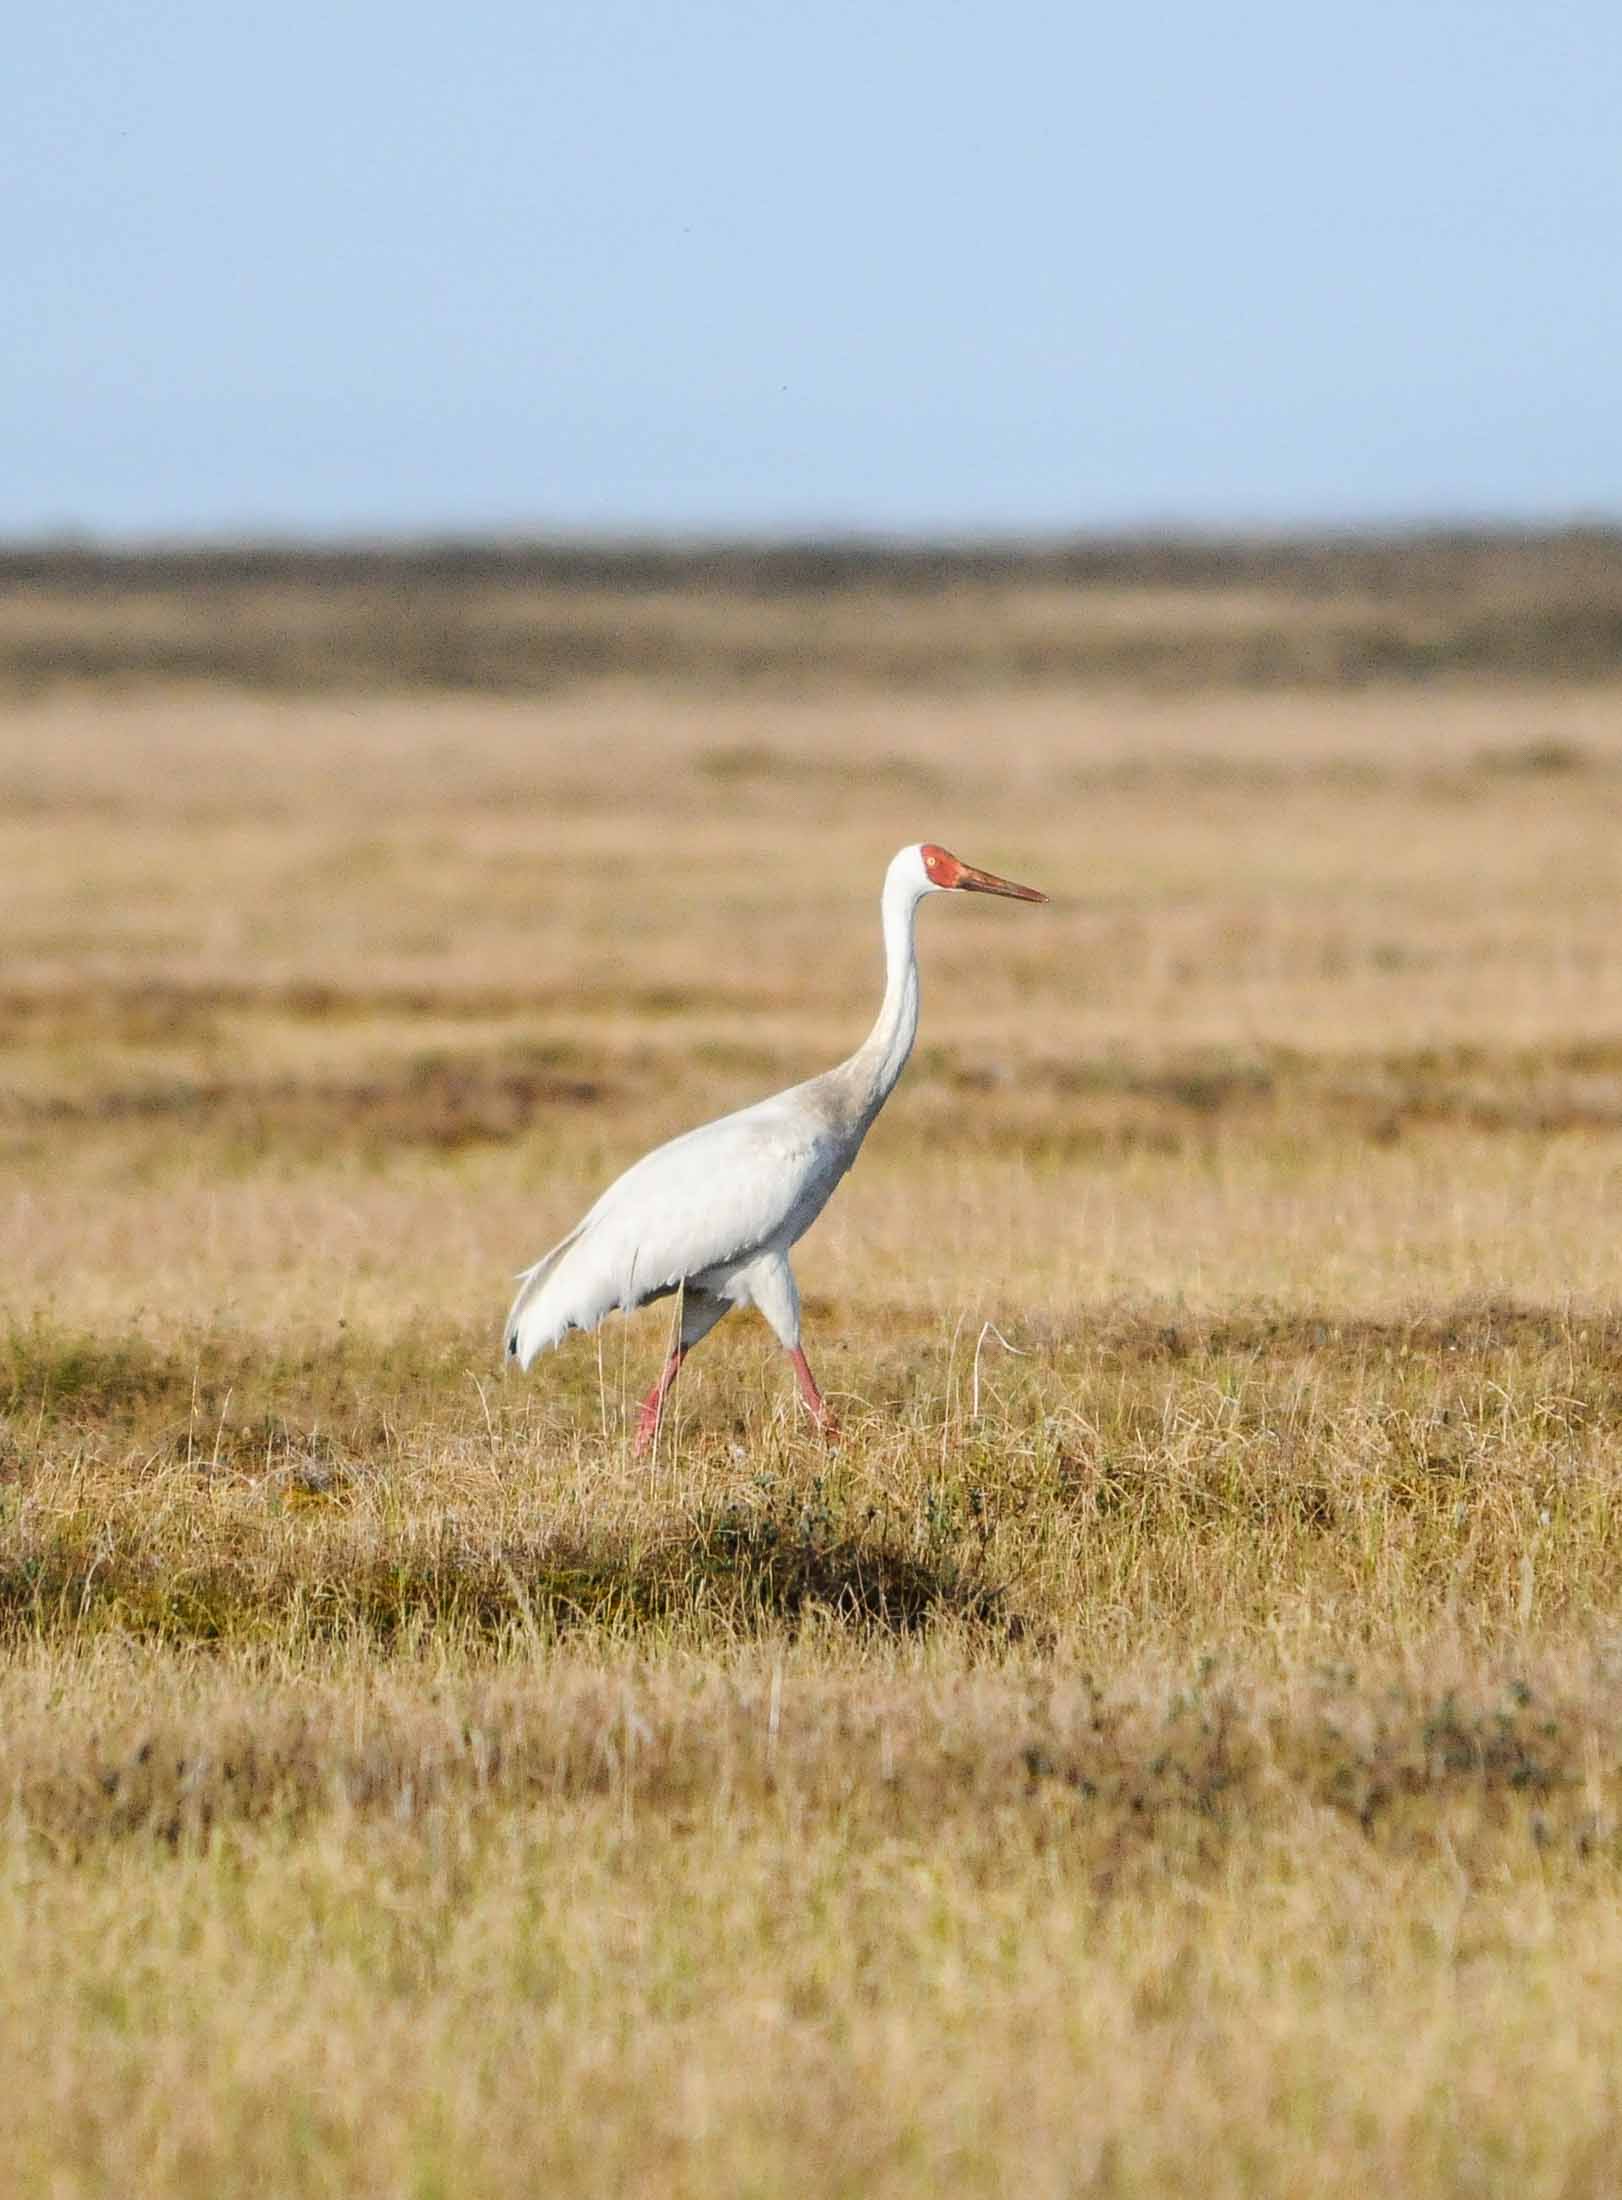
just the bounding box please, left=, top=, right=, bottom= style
left=915, top=843, right=1047, bottom=902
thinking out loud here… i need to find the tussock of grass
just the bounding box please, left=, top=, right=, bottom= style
left=0, top=1655, right=1593, bottom=1859
left=0, top=1494, right=1005, bottom=1654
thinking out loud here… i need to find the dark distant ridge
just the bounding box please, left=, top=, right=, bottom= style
left=4, top=525, right=1622, bottom=598
left=4, top=527, right=1622, bottom=693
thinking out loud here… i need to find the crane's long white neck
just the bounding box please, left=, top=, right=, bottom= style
left=842, top=854, right=927, bottom=1125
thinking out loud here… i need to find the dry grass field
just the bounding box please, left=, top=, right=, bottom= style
left=8, top=540, right=1622, bottom=2195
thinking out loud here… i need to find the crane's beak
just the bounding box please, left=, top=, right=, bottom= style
left=954, top=862, right=1047, bottom=903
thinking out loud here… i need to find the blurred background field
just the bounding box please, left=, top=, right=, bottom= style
left=12, top=531, right=1622, bottom=1336
left=8, top=534, right=1622, bottom=2193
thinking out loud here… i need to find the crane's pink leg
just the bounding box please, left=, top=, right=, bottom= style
left=788, top=1346, right=839, bottom=1438
left=634, top=1344, right=687, bottom=1457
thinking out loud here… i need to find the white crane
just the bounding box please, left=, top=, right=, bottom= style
left=503, top=842, right=1046, bottom=1450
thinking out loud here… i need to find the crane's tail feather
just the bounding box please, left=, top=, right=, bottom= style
left=502, top=1225, right=588, bottom=1370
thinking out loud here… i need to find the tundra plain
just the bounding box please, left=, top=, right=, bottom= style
left=7, top=543, right=1622, bottom=2196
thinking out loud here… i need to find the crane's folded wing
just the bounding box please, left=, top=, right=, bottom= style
left=504, top=1104, right=830, bottom=1367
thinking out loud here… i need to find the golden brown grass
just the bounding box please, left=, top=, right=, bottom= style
left=8, top=612, right=1622, bottom=2194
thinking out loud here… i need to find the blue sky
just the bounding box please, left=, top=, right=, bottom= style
left=7, top=0, right=1620, bottom=536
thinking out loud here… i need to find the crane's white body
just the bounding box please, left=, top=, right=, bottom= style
left=505, top=844, right=928, bottom=1373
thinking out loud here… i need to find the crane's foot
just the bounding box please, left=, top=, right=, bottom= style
left=788, top=1347, right=839, bottom=1442
left=633, top=1345, right=687, bottom=1457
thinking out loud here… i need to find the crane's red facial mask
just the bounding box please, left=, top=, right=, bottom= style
left=920, top=844, right=1047, bottom=902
